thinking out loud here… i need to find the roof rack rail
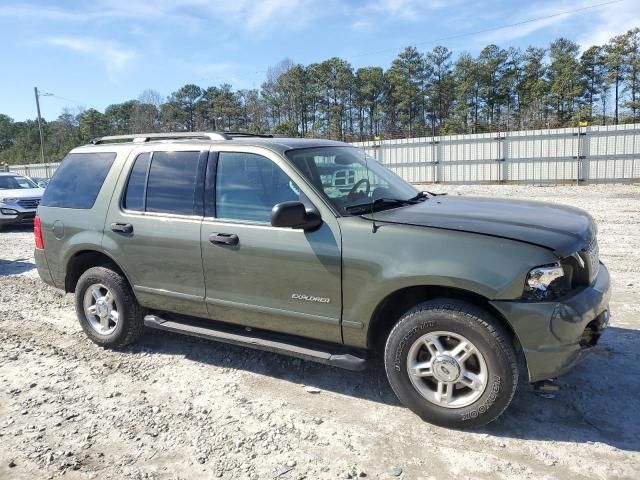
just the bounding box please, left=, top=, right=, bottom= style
left=224, top=132, right=274, bottom=138
left=90, top=132, right=230, bottom=145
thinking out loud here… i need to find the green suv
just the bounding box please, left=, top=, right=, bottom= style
left=34, top=132, right=610, bottom=428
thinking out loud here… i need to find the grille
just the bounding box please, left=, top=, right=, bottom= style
left=17, top=198, right=40, bottom=210
left=580, top=235, right=600, bottom=283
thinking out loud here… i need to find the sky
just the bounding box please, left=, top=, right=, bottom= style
left=1, top=0, right=639, bottom=121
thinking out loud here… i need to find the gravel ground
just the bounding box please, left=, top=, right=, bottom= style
left=1, top=184, right=639, bottom=480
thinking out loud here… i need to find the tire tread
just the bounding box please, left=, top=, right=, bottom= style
left=75, top=266, right=144, bottom=348
left=383, top=299, right=518, bottom=428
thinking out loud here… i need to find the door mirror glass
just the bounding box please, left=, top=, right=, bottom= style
left=271, top=201, right=321, bottom=230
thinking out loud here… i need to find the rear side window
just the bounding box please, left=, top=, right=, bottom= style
left=41, top=152, right=116, bottom=209
left=146, top=151, right=200, bottom=215
left=122, top=151, right=201, bottom=216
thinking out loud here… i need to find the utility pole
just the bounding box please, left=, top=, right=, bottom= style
left=34, top=87, right=52, bottom=164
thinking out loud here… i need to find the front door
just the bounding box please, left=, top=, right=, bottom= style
left=200, top=150, right=342, bottom=343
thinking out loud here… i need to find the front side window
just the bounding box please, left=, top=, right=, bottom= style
left=41, top=152, right=116, bottom=209
left=0, top=175, right=38, bottom=190
left=216, top=152, right=299, bottom=222
left=286, top=146, right=416, bottom=215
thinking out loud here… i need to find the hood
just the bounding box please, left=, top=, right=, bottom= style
left=366, top=195, right=594, bottom=257
left=0, top=188, right=44, bottom=200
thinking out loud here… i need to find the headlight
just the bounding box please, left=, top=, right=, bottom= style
left=0, top=197, right=17, bottom=204
left=526, top=264, right=564, bottom=291
left=523, top=263, right=565, bottom=301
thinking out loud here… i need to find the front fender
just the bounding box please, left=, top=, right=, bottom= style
left=338, top=218, right=557, bottom=347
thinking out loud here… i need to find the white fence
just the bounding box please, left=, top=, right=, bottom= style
left=2, top=162, right=60, bottom=179
left=4, top=123, right=640, bottom=184
left=353, top=123, right=640, bottom=184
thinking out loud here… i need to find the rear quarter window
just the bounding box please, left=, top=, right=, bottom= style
left=41, top=152, right=116, bottom=209
left=123, top=152, right=150, bottom=211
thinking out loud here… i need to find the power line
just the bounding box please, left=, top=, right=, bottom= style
left=49, top=93, right=98, bottom=109
left=35, top=0, right=628, bottom=115
left=349, top=0, right=624, bottom=59
left=241, top=0, right=624, bottom=79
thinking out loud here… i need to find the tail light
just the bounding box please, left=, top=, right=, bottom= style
left=34, top=214, right=45, bottom=249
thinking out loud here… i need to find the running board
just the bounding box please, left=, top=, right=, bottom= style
left=143, top=314, right=367, bottom=371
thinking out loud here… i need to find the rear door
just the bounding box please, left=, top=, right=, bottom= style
left=200, top=147, right=343, bottom=343
left=103, top=146, right=209, bottom=317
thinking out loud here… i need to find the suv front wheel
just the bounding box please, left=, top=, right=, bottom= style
left=75, top=266, right=145, bottom=348
left=384, top=299, right=518, bottom=428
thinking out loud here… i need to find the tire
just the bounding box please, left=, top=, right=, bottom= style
left=74, top=266, right=145, bottom=348
left=384, top=299, right=518, bottom=428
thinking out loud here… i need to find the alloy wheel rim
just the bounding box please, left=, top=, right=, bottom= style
left=406, top=330, right=488, bottom=409
left=83, top=283, right=119, bottom=335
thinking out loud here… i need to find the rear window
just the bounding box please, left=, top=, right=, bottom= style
left=41, top=152, right=116, bottom=209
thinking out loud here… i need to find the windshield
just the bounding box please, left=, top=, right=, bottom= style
left=286, top=146, right=417, bottom=215
left=0, top=175, right=38, bottom=190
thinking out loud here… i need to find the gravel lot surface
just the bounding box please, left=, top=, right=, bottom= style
left=1, top=184, right=639, bottom=480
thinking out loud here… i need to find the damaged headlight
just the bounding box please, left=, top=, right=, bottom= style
left=523, top=263, right=566, bottom=301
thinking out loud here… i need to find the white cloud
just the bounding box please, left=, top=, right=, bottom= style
left=576, top=0, right=640, bottom=47
left=45, top=36, right=136, bottom=80
left=189, top=62, right=252, bottom=89
left=478, top=7, right=573, bottom=44
left=191, top=62, right=241, bottom=83
left=0, top=4, right=88, bottom=21
left=348, top=0, right=463, bottom=36
left=358, top=0, right=455, bottom=21
left=477, top=0, right=640, bottom=48
left=352, top=19, right=373, bottom=31
left=1, top=0, right=328, bottom=32
left=207, top=0, right=331, bottom=32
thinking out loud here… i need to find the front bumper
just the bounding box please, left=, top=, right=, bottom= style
left=0, top=208, right=36, bottom=226
left=491, top=263, right=611, bottom=383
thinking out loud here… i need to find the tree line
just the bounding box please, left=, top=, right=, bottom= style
left=1, top=28, right=639, bottom=165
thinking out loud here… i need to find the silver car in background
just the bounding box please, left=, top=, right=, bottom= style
left=0, top=172, right=44, bottom=229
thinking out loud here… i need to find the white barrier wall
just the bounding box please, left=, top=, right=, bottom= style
left=4, top=162, right=60, bottom=179
left=352, top=123, right=640, bottom=184
left=5, top=123, right=640, bottom=185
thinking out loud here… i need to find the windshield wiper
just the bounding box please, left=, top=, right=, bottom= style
left=345, top=197, right=412, bottom=214
left=406, top=191, right=434, bottom=202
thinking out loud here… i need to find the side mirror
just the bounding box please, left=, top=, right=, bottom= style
left=271, top=201, right=322, bottom=231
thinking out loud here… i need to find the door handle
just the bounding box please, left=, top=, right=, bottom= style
left=209, top=232, right=239, bottom=246
left=111, top=222, right=133, bottom=234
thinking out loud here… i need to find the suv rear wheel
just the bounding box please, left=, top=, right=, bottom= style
left=384, top=299, right=518, bottom=428
left=75, top=266, right=145, bottom=348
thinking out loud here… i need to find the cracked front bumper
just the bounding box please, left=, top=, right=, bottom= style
left=491, top=264, right=611, bottom=383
